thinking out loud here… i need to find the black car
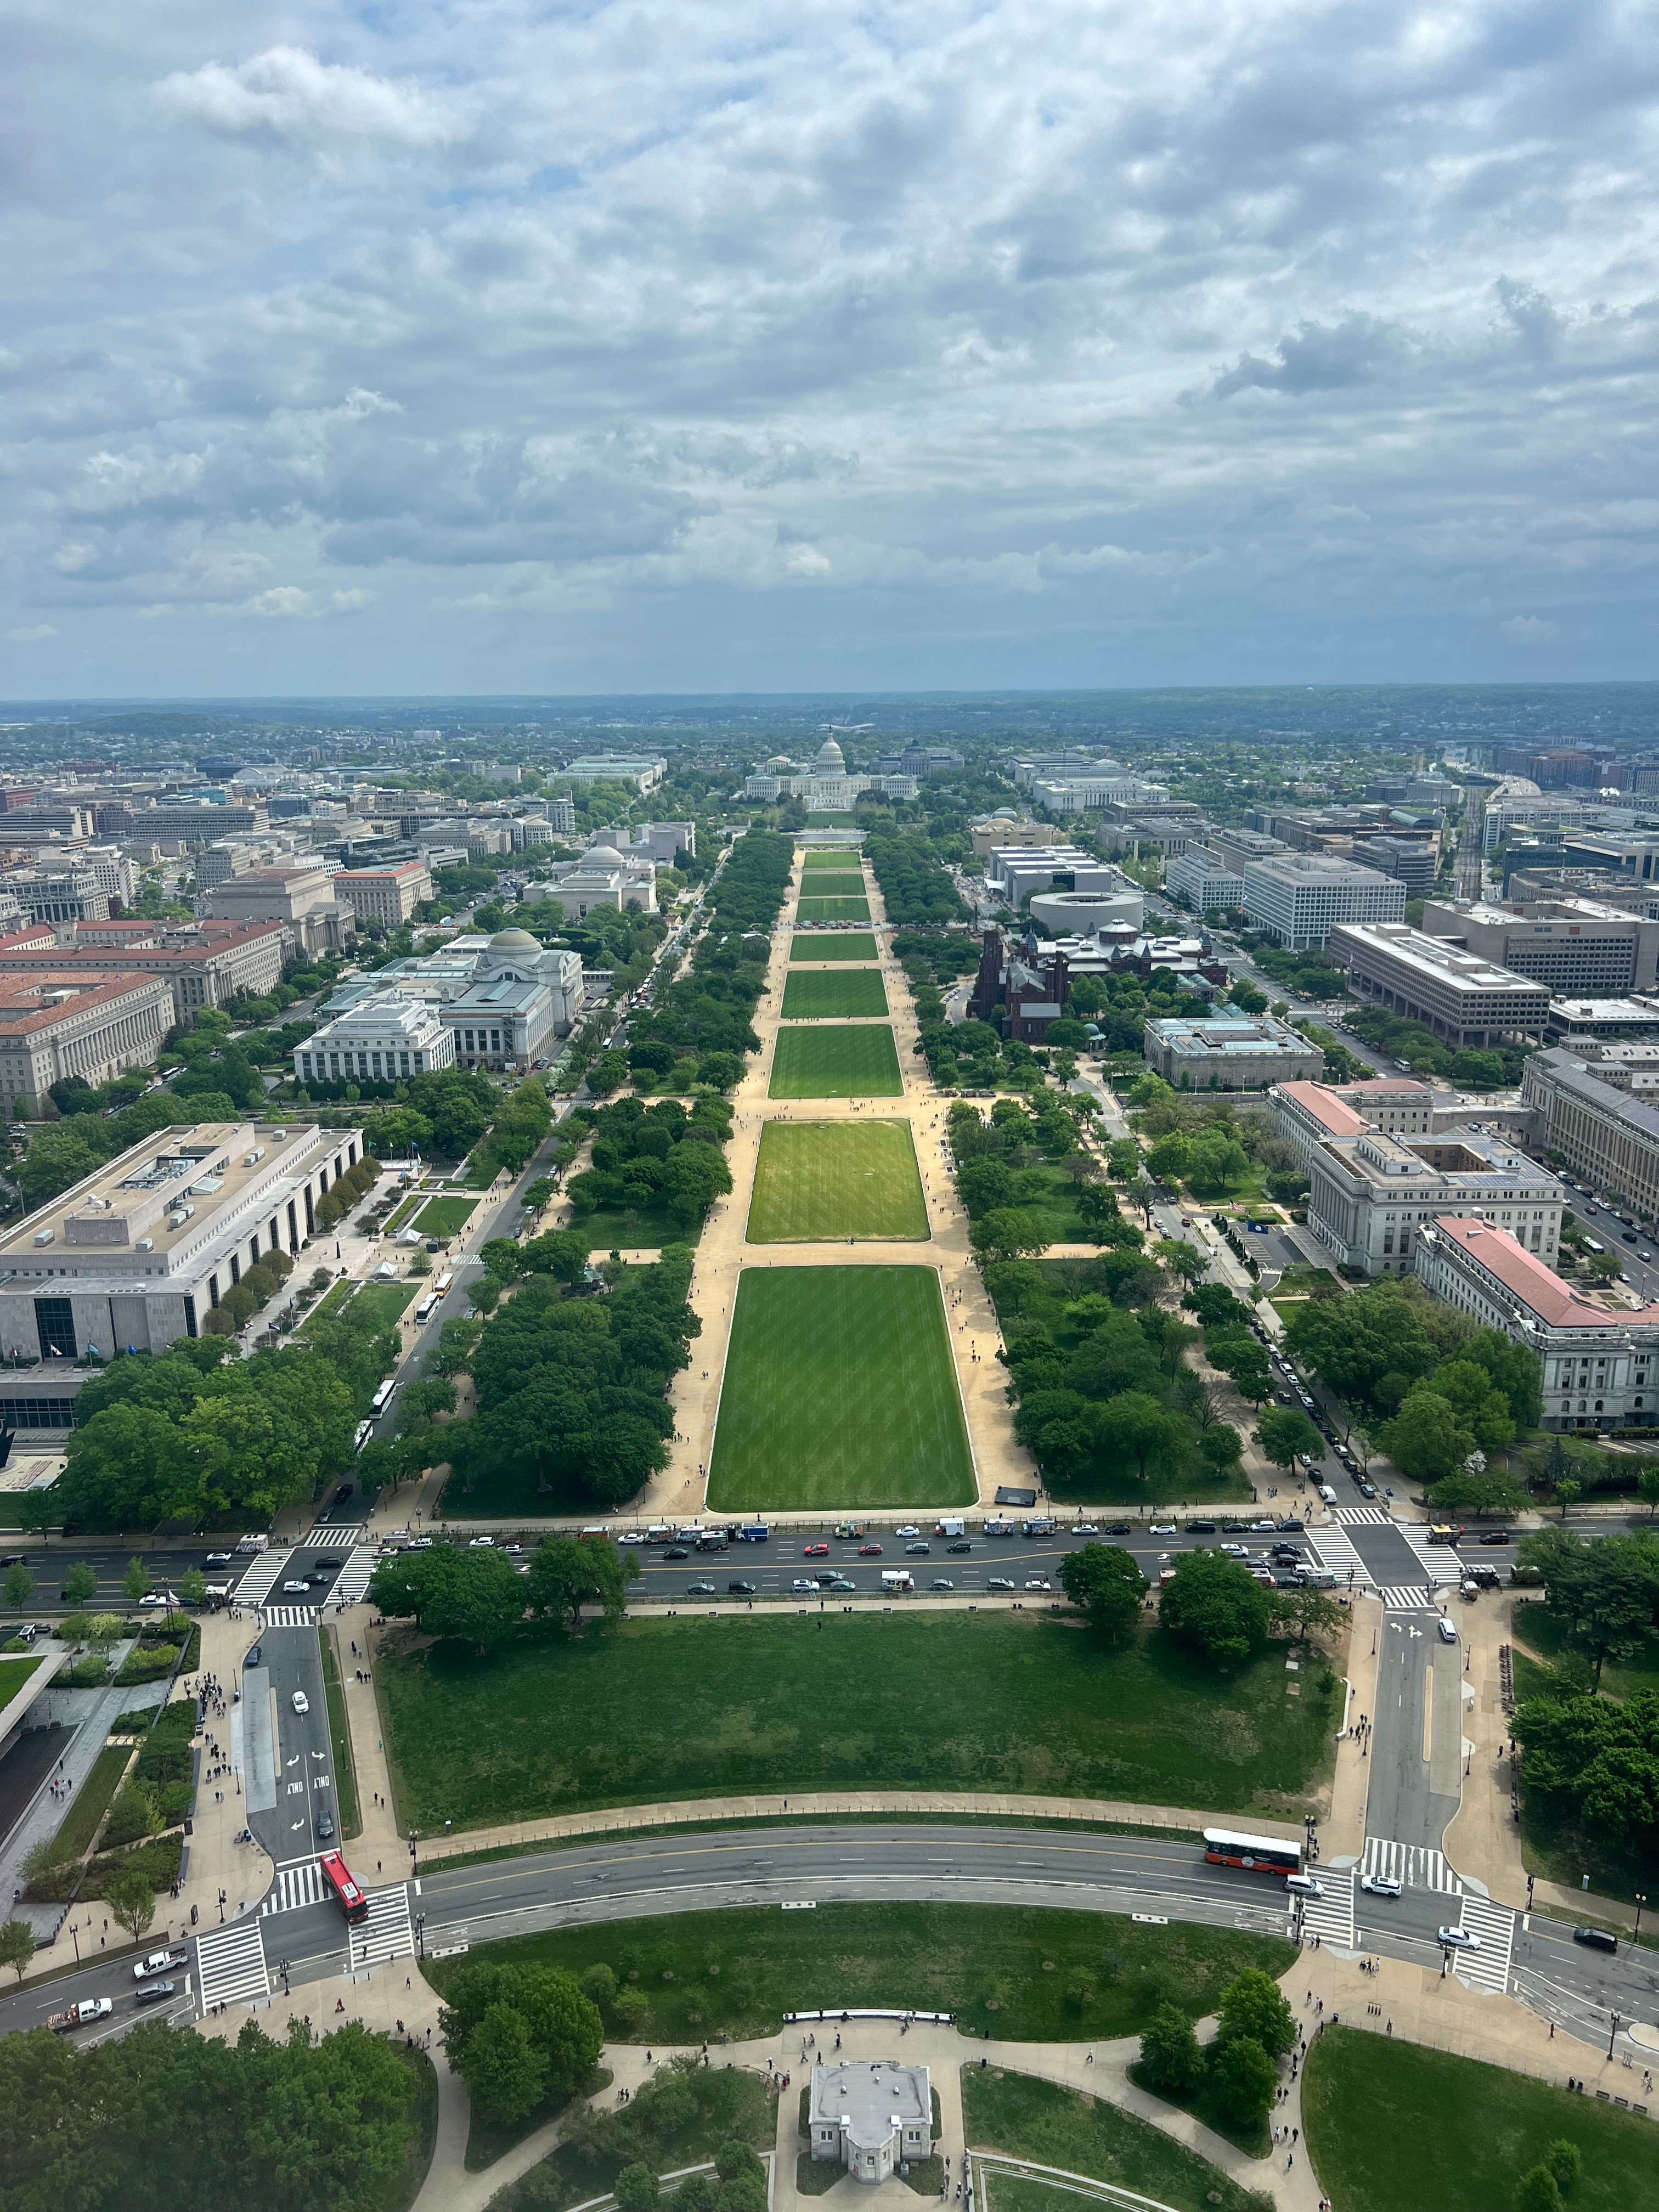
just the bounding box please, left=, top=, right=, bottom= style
left=1278, top=1519, right=1305, bottom=1533
left=727, top=1579, right=757, bottom=1595
left=664, top=1545, right=690, bottom=1560
left=947, top=1540, right=972, bottom=1554
left=246, top=1643, right=263, bottom=1666
left=687, top=1581, right=717, bottom=1597
left=1104, top=1522, right=1133, bottom=1535
left=314, top=1555, right=345, bottom=1570
left=315, top=1810, right=336, bottom=1840
left=1478, top=1531, right=1512, bottom=1545
left=905, top=1541, right=930, bottom=1555
left=1188, top=1520, right=1217, bottom=1533
left=1222, top=1521, right=1251, bottom=1533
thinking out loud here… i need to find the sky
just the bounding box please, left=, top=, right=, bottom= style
left=4, top=0, right=1659, bottom=697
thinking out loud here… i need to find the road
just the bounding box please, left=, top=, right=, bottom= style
left=1363, top=1609, right=1464, bottom=1861
left=5, top=1818, right=1656, bottom=2056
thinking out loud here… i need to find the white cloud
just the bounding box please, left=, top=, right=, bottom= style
left=6, top=624, right=58, bottom=643
left=237, top=585, right=317, bottom=618
left=154, top=47, right=460, bottom=150
left=1500, top=615, right=1559, bottom=641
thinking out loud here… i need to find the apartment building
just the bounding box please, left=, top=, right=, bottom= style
left=1243, top=854, right=1407, bottom=949
left=1329, top=922, right=1550, bottom=1047
left=1415, top=1217, right=1659, bottom=1432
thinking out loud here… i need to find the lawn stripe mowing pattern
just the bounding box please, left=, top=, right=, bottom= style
left=426, top=1903, right=1293, bottom=2045
left=797, top=896, right=871, bottom=922
left=964, top=2073, right=1272, bottom=2212
left=791, top=933, right=881, bottom=962
left=780, top=969, right=890, bottom=1019
left=769, top=1023, right=904, bottom=1097
left=747, top=1120, right=928, bottom=1242
left=708, top=1265, right=973, bottom=1507
left=795, top=873, right=865, bottom=897
left=377, top=1609, right=1336, bottom=1827
left=1302, top=2025, right=1659, bottom=2212
left=802, top=848, right=863, bottom=866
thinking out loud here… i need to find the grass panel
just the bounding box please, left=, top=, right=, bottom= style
left=796, top=873, right=866, bottom=898
left=708, top=1264, right=972, bottom=1507
left=962, top=2070, right=1273, bottom=2212
left=424, top=1902, right=1295, bottom=2045
left=747, top=1120, right=928, bottom=1242
left=1301, top=2025, right=1659, bottom=2212
left=375, top=1610, right=1339, bottom=1831
left=797, top=896, right=872, bottom=923
left=413, top=1196, right=479, bottom=1238
left=791, top=933, right=881, bottom=962
left=803, top=848, right=864, bottom=867
left=491, top=2068, right=772, bottom=2211
left=770, top=1025, right=904, bottom=1098
left=780, top=969, right=890, bottom=1019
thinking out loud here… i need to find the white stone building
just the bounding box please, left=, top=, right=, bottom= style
left=1243, top=853, right=1407, bottom=949
left=294, top=994, right=456, bottom=1089
left=743, top=736, right=918, bottom=808
left=541, top=843, right=658, bottom=917
left=808, top=2062, right=931, bottom=2185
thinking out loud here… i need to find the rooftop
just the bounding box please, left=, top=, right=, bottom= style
left=1427, top=1216, right=1659, bottom=1331
left=1332, top=923, right=1547, bottom=995
left=1147, top=1014, right=1318, bottom=1059
left=1245, top=852, right=1397, bottom=884
left=1273, top=1080, right=1370, bottom=1138
left=809, top=2061, right=930, bottom=2151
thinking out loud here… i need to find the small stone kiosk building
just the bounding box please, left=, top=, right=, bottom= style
left=809, top=2059, right=932, bottom=2185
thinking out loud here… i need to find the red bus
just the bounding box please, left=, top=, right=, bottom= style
left=1202, top=1826, right=1303, bottom=1876
left=319, top=1849, right=370, bottom=1923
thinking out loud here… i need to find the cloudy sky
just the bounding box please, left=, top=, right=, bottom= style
left=5, top=0, right=1658, bottom=695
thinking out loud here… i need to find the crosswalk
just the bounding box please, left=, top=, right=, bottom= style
left=332, top=1547, right=376, bottom=1606
left=1362, top=1838, right=1460, bottom=1894
left=347, top=1884, right=415, bottom=1968
left=235, top=1551, right=287, bottom=1607
left=261, top=1860, right=327, bottom=1915
left=1305, top=1524, right=1365, bottom=1585
left=1373, top=1585, right=1443, bottom=1612
left=195, top=1918, right=269, bottom=2011
left=1297, top=1866, right=1356, bottom=1950
left=1331, top=1505, right=1393, bottom=1526
left=1448, top=1895, right=1517, bottom=1994
left=1399, top=1528, right=1465, bottom=1588
left=260, top=1605, right=316, bottom=1628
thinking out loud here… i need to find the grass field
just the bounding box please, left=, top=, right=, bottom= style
left=795, top=872, right=866, bottom=899
left=769, top=1024, right=905, bottom=1098
left=571, top=1198, right=705, bottom=1254
left=802, top=848, right=863, bottom=867
left=1302, top=2026, right=1659, bottom=2212
left=1514, top=1601, right=1659, bottom=1701
left=320, top=1626, right=362, bottom=1839
left=797, top=896, right=872, bottom=923
left=781, top=969, right=890, bottom=1019
left=707, top=1265, right=972, bottom=1506
left=346, top=1279, right=420, bottom=1330
left=422, top=1903, right=1294, bottom=2045
left=493, top=2068, right=770, bottom=2210
left=413, top=1195, right=479, bottom=1238
left=791, top=933, right=881, bottom=962
left=376, top=1607, right=1338, bottom=1830
left=748, top=1120, right=928, bottom=1242
left=1510, top=1648, right=1659, bottom=1903
left=962, top=2070, right=1272, bottom=2212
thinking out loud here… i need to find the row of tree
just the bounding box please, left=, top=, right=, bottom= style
left=862, top=829, right=967, bottom=926
left=367, top=1531, right=640, bottom=1647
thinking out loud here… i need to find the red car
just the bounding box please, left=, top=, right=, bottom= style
left=859, top=1542, right=883, bottom=1557
left=803, top=1542, right=830, bottom=1558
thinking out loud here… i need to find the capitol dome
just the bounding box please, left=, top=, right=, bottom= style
left=814, top=737, right=846, bottom=774
left=490, top=927, right=539, bottom=949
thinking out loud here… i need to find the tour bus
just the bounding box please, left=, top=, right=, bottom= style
left=1201, top=1827, right=1304, bottom=1876
left=319, top=1849, right=369, bottom=1923
left=370, top=1378, right=398, bottom=1418
left=413, top=1291, right=441, bottom=1325
left=432, top=1270, right=454, bottom=1299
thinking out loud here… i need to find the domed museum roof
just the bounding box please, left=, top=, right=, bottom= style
left=583, top=844, right=626, bottom=867
left=489, top=927, right=539, bottom=949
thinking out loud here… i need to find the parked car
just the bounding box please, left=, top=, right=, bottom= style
left=930, top=1578, right=955, bottom=1592
left=1149, top=1522, right=1177, bottom=1536
left=727, top=1579, right=757, bottom=1595
left=687, top=1581, right=718, bottom=1598
left=895, top=1526, right=921, bottom=1537
left=1024, top=1577, right=1052, bottom=1592
left=827, top=1577, right=857, bottom=1593
left=988, top=1577, right=1015, bottom=1592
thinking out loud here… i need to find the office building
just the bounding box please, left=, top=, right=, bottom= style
left=969, top=813, right=1058, bottom=857
left=1422, top=897, right=1659, bottom=996
left=1269, top=1077, right=1439, bottom=1166
left=984, top=845, right=1124, bottom=910
left=1029, top=772, right=1171, bottom=814
left=295, top=994, right=455, bottom=1089
left=128, top=805, right=261, bottom=846
left=1209, top=826, right=1289, bottom=873
left=1329, top=923, right=1550, bottom=1047
left=0, top=973, right=174, bottom=1119
left=1350, top=837, right=1437, bottom=896
left=544, top=796, right=577, bottom=836
left=1243, top=853, right=1407, bottom=949
left=200, top=866, right=356, bottom=960
left=562, top=755, right=667, bottom=792
left=1300, top=1122, right=1561, bottom=1277
left=1523, top=1048, right=1659, bottom=1215
left=1, top=868, right=110, bottom=924
left=0, top=1120, right=368, bottom=1426
left=1142, top=1013, right=1323, bottom=1091
left=1544, top=1000, right=1659, bottom=1048
left=333, top=861, right=433, bottom=927
left=1415, top=1217, right=1659, bottom=1432
left=0, top=921, right=289, bottom=1023
left=1166, top=845, right=1245, bottom=916
left=541, top=842, right=658, bottom=917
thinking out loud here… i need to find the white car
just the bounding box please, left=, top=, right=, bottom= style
left=1074, top=1523, right=1099, bottom=1536
left=1221, top=1543, right=1249, bottom=1558
left=1024, top=1577, right=1052, bottom=1592
left=140, top=1591, right=167, bottom=1607
left=1149, top=1522, right=1177, bottom=1536
left=133, top=1948, right=183, bottom=1980
left=291, top=1690, right=310, bottom=1716
left=894, top=1526, right=921, bottom=1537
left=467, top=1536, right=495, bottom=1548
left=617, top=1532, right=647, bottom=1545
left=791, top=1577, right=821, bottom=1594
left=1438, top=1925, right=1481, bottom=1950
left=282, top=1580, right=311, bottom=1594
left=1361, top=1874, right=1402, bottom=1898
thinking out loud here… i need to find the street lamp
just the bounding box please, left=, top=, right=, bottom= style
left=69, top=1921, right=80, bottom=1963
left=1635, top=1893, right=1647, bottom=1947
left=415, top=1911, right=426, bottom=1959
left=1609, top=2011, right=1621, bottom=2060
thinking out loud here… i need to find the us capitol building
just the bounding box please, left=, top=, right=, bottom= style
left=743, top=736, right=918, bottom=808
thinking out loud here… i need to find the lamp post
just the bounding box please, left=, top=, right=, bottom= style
left=415, top=1911, right=426, bottom=1960
left=69, top=1921, right=80, bottom=1963
left=1609, top=2011, right=1621, bottom=2060
left=1635, top=1893, right=1647, bottom=1947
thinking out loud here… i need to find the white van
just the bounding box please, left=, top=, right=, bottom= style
left=1318, top=1485, right=1338, bottom=1505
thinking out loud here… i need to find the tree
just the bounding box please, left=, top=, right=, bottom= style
left=526, top=1536, right=641, bottom=1629
left=1379, top=1389, right=1475, bottom=1484
left=1556, top=1476, right=1582, bottom=1520
left=1186, top=1134, right=1249, bottom=1195
left=1547, top=2139, right=1583, bottom=2193
left=969, top=1208, right=1053, bottom=1263
left=1215, top=1967, right=1297, bottom=2057
left=1159, top=1551, right=1273, bottom=1670
left=1199, top=1423, right=1243, bottom=1475
left=461, top=1999, right=548, bottom=2124
left=438, top=1960, right=603, bottom=2108
left=1514, top=2167, right=1563, bottom=2212
left=0, top=1918, right=33, bottom=1982
left=1639, top=1465, right=1659, bottom=1520
left=615, top=2164, right=662, bottom=2212
left=1136, top=2002, right=1202, bottom=2094
left=1432, top=1358, right=1517, bottom=1454
left=1275, top=1585, right=1345, bottom=1646
left=1058, top=1544, right=1148, bottom=1640
left=365, top=1546, right=528, bottom=1650
left=1106, top=1140, right=1142, bottom=1183
left=1426, top=1469, right=1530, bottom=1520
left=3, top=1563, right=32, bottom=1614
left=179, top=1566, right=207, bottom=1607
left=1146, top=1134, right=1191, bottom=1185
left=122, top=1558, right=150, bottom=1605
left=1209, top=2034, right=1277, bottom=2126
left=1254, top=1406, right=1323, bottom=1474
left=1153, top=1239, right=1207, bottom=1288
left=1096, top=1392, right=1188, bottom=1486
left=108, top=1867, right=156, bottom=1945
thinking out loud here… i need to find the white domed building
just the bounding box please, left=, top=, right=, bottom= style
left=540, top=839, right=659, bottom=919
left=744, top=735, right=918, bottom=808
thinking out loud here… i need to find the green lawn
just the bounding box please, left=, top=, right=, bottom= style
left=1514, top=1600, right=1659, bottom=1702
left=708, top=1265, right=972, bottom=1507
left=0, top=1654, right=43, bottom=1711
left=805, top=813, right=857, bottom=826
left=298, top=1278, right=356, bottom=1333
left=780, top=969, right=890, bottom=1019
left=962, top=2070, right=1272, bottom=2212
left=1302, top=2025, right=1659, bottom=2212
left=320, top=1626, right=362, bottom=1839
left=572, top=1199, right=705, bottom=1254
left=797, top=896, right=872, bottom=923
left=347, top=1279, right=420, bottom=1329
left=424, top=1903, right=1293, bottom=2046
left=796, top=873, right=866, bottom=899
left=770, top=1025, right=905, bottom=1098
left=375, top=1609, right=1339, bottom=1832
left=491, top=2067, right=769, bottom=2209
left=413, top=1196, right=479, bottom=1239
left=803, top=848, right=864, bottom=867
left=747, top=1121, right=928, bottom=1242
left=792, top=933, right=881, bottom=962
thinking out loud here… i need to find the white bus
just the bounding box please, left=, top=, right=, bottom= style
left=370, top=1378, right=398, bottom=1417
left=413, top=1291, right=441, bottom=1325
